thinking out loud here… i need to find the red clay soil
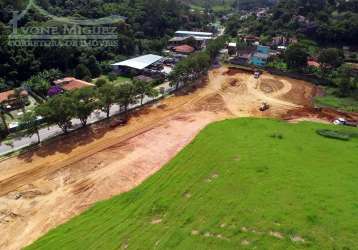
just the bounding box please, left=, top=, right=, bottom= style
left=0, top=66, right=356, bottom=250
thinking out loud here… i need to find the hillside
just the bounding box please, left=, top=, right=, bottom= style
left=26, top=118, right=358, bottom=250
left=187, top=0, right=273, bottom=10
left=242, top=0, right=358, bottom=45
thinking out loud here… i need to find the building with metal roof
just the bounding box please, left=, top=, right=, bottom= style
left=111, top=54, right=163, bottom=70
left=175, top=31, right=213, bottom=38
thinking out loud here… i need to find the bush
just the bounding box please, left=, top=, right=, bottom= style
left=270, top=133, right=284, bottom=139
left=316, top=129, right=351, bottom=141
left=3, top=139, right=14, bottom=147
left=95, top=78, right=107, bottom=88
left=108, top=73, right=118, bottom=82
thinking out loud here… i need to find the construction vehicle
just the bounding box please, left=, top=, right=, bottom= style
left=259, top=102, right=270, bottom=111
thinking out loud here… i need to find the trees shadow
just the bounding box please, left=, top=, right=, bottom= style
left=17, top=120, right=109, bottom=162
left=174, top=76, right=209, bottom=97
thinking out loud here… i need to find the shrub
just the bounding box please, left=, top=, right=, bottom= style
left=270, top=133, right=284, bottom=139
left=4, top=139, right=14, bottom=147
left=108, top=73, right=117, bottom=82
left=95, top=78, right=107, bottom=88
left=316, top=129, right=351, bottom=141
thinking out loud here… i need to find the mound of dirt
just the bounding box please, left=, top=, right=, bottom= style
left=259, top=79, right=284, bottom=94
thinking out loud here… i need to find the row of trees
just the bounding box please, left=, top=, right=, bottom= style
left=282, top=45, right=357, bottom=98
left=169, top=37, right=227, bottom=89
left=18, top=36, right=227, bottom=143
left=19, top=79, right=158, bottom=143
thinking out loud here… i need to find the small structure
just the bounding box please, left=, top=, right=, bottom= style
left=174, top=31, right=213, bottom=39
left=257, top=45, right=270, bottom=54
left=307, top=60, right=320, bottom=68
left=228, top=42, right=237, bottom=56
left=251, top=45, right=270, bottom=67
left=241, top=35, right=260, bottom=45
left=168, top=32, right=212, bottom=50
left=173, top=44, right=195, bottom=54
left=251, top=53, right=269, bottom=67
left=230, top=47, right=256, bottom=65
left=0, top=89, right=29, bottom=110
left=53, top=77, right=95, bottom=92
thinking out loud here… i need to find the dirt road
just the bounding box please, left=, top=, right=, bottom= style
left=0, top=67, right=344, bottom=250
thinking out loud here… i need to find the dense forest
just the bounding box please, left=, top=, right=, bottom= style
left=0, top=0, right=210, bottom=87
left=240, top=0, right=358, bottom=45
left=185, top=0, right=274, bottom=10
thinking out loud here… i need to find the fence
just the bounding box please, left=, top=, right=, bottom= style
left=266, top=68, right=332, bottom=85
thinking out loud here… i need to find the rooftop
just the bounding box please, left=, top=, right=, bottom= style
left=173, top=44, right=195, bottom=54
left=175, top=31, right=213, bottom=37
left=0, top=89, right=28, bottom=103
left=54, top=77, right=95, bottom=91
left=111, top=54, right=163, bottom=70
left=253, top=52, right=269, bottom=59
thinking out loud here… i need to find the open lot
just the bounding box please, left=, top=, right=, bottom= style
left=26, top=118, right=358, bottom=249
left=0, top=66, right=357, bottom=250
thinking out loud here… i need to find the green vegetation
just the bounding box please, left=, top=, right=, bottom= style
left=239, top=0, right=358, bottom=45
left=98, top=75, right=132, bottom=87
left=225, top=0, right=358, bottom=109
left=315, top=88, right=358, bottom=112
left=316, top=129, right=358, bottom=141
left=0, top=0, right=209, bottom=86
left=169, top=36, right=226, bottom=90
left=188, top=0, right=271, bottom=11
left=27, top=118, right=358, bottom=250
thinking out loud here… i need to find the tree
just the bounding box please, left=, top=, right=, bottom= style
left=72, top=88, right=96, bottom=127
left=19, top=111, right=41, bottom=144
left=318, top=48, right=344, bottom=72
left=225, top=14, right=240, bottom=37
left=26, top=76, right=51, bottom=97
left=116, top=82, right=138, bottom=113
left=87, top=56, right=102, bottom=78
left=133, top=79, right=158, bottom=105
left=169, top=63, right=186, bottom=90
left=95, top=78, right=107, bottom=88
left=284, top=45, right=308, bottom=70
left=75, top=64, right=92, bottom=80
left=97, top=83, right=117, bottom=119
left=36, top=94, right=75, bottom=133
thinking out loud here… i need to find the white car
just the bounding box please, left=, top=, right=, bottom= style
left=333, top=118, right=347, bottom=125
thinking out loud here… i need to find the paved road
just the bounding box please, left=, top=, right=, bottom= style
left=0, top=81, right=177, bottom=156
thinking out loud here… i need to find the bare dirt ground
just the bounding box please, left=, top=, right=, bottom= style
left=0, top=66, right=356, bottom=250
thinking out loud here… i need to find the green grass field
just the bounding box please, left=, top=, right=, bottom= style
left=97, top=75, right=132, bottom=87
left=315, top=87, right=358, bottom=112
left=26, top=119, right=358, bottom=250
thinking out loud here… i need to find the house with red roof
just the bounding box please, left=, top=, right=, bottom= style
left=53, top=77, right=95, bottom=92
left=172, top=44, right=195, bottom=55
left=0, top=89, right=29, bottom=110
